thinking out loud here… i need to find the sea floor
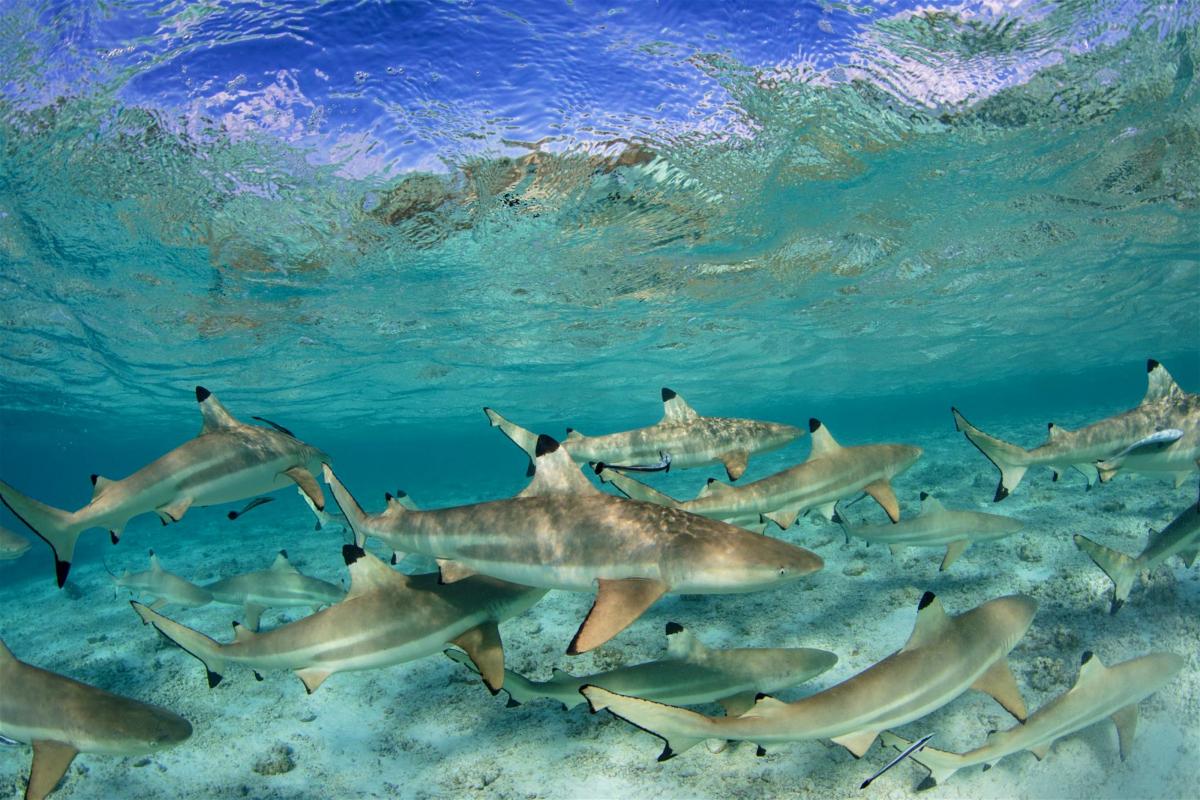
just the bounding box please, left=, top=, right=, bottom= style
left=0, top=403, right=1197, bottom=800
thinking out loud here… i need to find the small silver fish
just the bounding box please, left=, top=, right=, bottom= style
left=860, top=732, right=934, bottom=789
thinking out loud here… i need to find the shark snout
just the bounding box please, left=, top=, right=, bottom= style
left=150, top=713, right=193, bottom=748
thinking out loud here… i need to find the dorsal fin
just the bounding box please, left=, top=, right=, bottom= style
left=270, top=550, right=298, bottom=573
left=696, top=477, right=733, bottom=499
left=918, top=492, right=946, bottom=515
left=807, top=419, right=842, bottom=459
left=196, top=386, right=240, bottom=434
left=385, top=491, right=419, bottom=512
left=148, top=550, right=163, bottom=572
left=565, top=429, right=584, bottom=443
left=1046, top=422, right=1071, bottom=443
left=342, top=544, right=409, bottom=598
left=1073, top=650, right=1108, bottom=688
left=743, top=693, right=789, bottom=717
left=902, top=592, right=953, bottom=652
left=1143, top=359, right=1183, bottom=404
left=550, top=666, right=573, bottom=681
left=664, top=621, right=706, bottom=661
left=231, top=621, right=258, bottom=644
left=517, top=435, right=600, bottom=497
left=90, top=474, right=115, bottom=500
left=661, top=387, right=699, bottom=422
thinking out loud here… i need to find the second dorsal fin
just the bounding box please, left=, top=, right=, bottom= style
left=517, top=435, right=600, bottom=497
left=664, top=622, right=707, bottom=661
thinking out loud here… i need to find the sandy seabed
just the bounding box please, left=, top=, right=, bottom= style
left=1, top=404, right=1196, bottom=800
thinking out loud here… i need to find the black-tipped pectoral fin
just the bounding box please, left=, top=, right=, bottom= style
left=157, top=496, right=193, bottom=523
left=720, top=450, right=749, bottom=481
left=27, top=740, right=79, bottom=800
left=940, top=539, right=969, bottom=571
left=285, top=467, right=324, bottom=511
left=1111, top=704, right=1138, bottom=760
left=567, top=578, right=669, bottom=654
left=831, top=729, right=878, bottom=758
left=863, top=479, right=900, bottom=522
left=296, top=667, right=332, bottom=694
left=453, top=621, right=505, bottom=694
left=971, top=657, right=1027, bottom=721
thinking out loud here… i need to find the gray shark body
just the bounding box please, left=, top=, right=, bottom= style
left=952, top=360, right=1199, bottom=500
left=0, top=525, right=31, bottom=561
left=0, top=638, right=191, bottom=800
left=111, top=550, right=212, bottom=610
left=133, top=545, right=546, bottom=694
left=205, top=550, right=344, bottom=630
left=601, top=419, right=922, bottom=530
left=0, top=387, right=330, bottom=587
left=446, top=622, right=837, bottom=713
left=485, top=387, right=802, bottom=481
left=838, top=493, right=1024, bottom=570
left=582, top=592, right=1036, bottom=760
left=883, top=651, right=1184, bottom=788
left=324, top=434, right=823, bottom=654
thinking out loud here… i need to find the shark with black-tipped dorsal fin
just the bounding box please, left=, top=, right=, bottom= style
left=109, top=550, right=212, bottom=610
left=1073, top=481, right=1200, bottom=613
left=581, top=592, right=1036, bottom=761
left=204, top=550, right=344, bottom=631
left=952, top=359, right=1199, bottom=500
left=323, top=434, right=823, bottom=655
left=598, top=419, right=921, bottom=531
left=882, top=650, right=1184, bottom=789
left=445, top=621, right=837, bottom=712
left=484, top=387, right=803, bottom=481
left=836, top=492, right=1023, bottom=571
left=0, top=637, right=192, bottom=800
left=132, top=544, right=545, bottom=694
left=0, top=525, right=31, bottom=561
left=0, top=386, right=330, bottom=588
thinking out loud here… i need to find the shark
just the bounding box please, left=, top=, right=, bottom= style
left=445, top=621, right=837, bottom=713
left=0, top=386, right=330, bottom=587
left=132, top=544, right=546, bottom=694
left=1073, top=483, right=1200, bottom=613
left=598, top=419, right=922, bottom=531
left=109, top=550, right=212, bottom=610
left=204, top=549, right=344, bottom=631
left=323, top=433, right=824, bottom=655
left=951, top=359, right=1199, bottom=501
left=836, top=492, right=1024, bottom=571
left=881, top=650, right=1185, bottom=789
left=0, top=637, right=192, bottom=800
left=0, top=525, right=31, bottom=561
left=581, top=592, right=1036, bottom=760
left=484, top=387, right=803, bottom=481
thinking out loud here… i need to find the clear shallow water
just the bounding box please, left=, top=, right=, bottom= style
left=0, top=1, right=1198, bottom=799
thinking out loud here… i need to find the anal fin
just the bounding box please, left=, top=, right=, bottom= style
left=567, top=578, right=668, bottom=654
left=28, top=740, right=79, bottom=800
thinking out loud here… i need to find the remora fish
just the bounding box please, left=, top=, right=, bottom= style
left=0, top=387, right=330, bottom=587
left=952, top=359, right=1199, bottom=500
left=445, top=621, right=837, bottom=713
left=599, top=419, right=922, bottom=530
left=1095, top=427, right=1193, bottom=482
left=323, top=434, right=823, bottom=654
left=1073, top=483, right=1200, bottom=612
left=484, top=387, right=803, bottom=481
left=0, top=637, right=191, bottom=800
left=582, top=592, right=1036, bottom=760
left=0, top=525, right=32, bottom=561
left=110, top=550, right=212, bottom=610
left=594, top=452, right=673, bottom=474
left=837, top=492, right=1024, bottom=571
left=204, top=549, right=344, bottom=631
left=132, top=544, right=546, bottom=694
left=882, top=650, right=1185, bottom=788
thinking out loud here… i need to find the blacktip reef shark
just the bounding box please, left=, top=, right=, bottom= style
left=0, top=525, right=32, bottom=561
left=598, top=419, right=922, bottom=531
left=952, top=359, right=1199, bottom=500
left=0, top=386, right=330, bottom=587
left=132, top=544, right=546, bottom=694
left=204, top=549, right=344, bottom=631
left=882, top=650, right=1185, bottom=789
left=581, top=592, right=1036, bottom=761
left=445, top=621, right=837, bottom=714
left=0, top=637, right=192, bottom=800
left=836, top=492, right=1024, bottom=571
left=1073, top=481, right=1200, bottom=613
left=484, top=387, right=803, bottom=481
left=108, top=550, right=212, bottom=610
left=323, top=433, right=823, bottom=655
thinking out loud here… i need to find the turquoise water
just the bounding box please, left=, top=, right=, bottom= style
left=1, top=1, right=1198, bottom=798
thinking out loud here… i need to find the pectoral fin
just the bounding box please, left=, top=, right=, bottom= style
left=720, top=450, right=749, bottom=481
left=940, top=539, right=969, bottom=571
left=971, top=658, right=1027, bottom=721
left=1180, top=548, right=1198, bottom=569
left=863, top=479, right=900, bottom=522
left=296, top=667, right=332, bottom=694
left=1028, top=742, right=1051, bottom=761
left=243, top=603, right=266, bottom=632
left=831, top=729, right=878, bottom=758
left=27, top=740, right=79, bottom=800
left=285, top=467, right=324, bottom=511
left=452, top=621, right=505, bottom=694
left=762, top=507, right=799, bottom=530
left=568, top=578, right=669, bottom=655
left=1111, top=704, right=1138, bottom=760
left=437, top=559, right=479, bottom=584
left=157, top=496, right=193, bottom=523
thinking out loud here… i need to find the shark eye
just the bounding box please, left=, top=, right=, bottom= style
left=778, top=567, right=787, bottom=577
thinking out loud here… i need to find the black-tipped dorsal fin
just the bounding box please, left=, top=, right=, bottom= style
left=231, top=621, right=258, bottom=644
left=90, top=474, right=115, bottom=500
left=1074, top=650, right=1108, bottom=688
left=661, top=387, right=699, bottom=423
left=664, top=623, right=706, bottom=661
left=918, top=492, right=946, bottom=515
left=196, top=386, right=241, bottom=434
left=148, top=551, right=163, bottom=571
left=902, top=592, right=952, bottom=652
left=270, top=551, right=298, bottom=573
left=807, top=419, right=841, bottom=459
left=342, top=545, right=409, bottom=598
left=517, top=435, right=600, bottom=497
left=1143, top=359, right=1183, bottom=405
left=1046, top=422, right=1071, bottom=443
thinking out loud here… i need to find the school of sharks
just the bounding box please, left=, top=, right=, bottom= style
left=0, top=358, right=1196, bottom=799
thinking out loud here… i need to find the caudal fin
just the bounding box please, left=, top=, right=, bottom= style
left=131, top=600, right=229, bottom=687
left=322, top=465, right=376, bottom=547
left=1073, top=534, right=1139, bottom=613
left=483, top=407, right=540, bottom=459
left=950, top=408, right=1031, bottom=501
left=0, top=480, right=83, bottom=587
left=594, top=467, right=681, bottom=508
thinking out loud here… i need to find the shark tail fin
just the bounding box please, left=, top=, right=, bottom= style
left=879, top=732, right=963, bottom=789
left=483, top=407, right=540, bottom=459
left=1073, top=534, right=1138, bottom=613
left=130, top=601, right=229, bottom=687
left=594, top=467, right=681, bottom=508
left=580, top=685, right=708, bottom=761
left=322, top=465, right=380, bottom=546
left=950, top=408, right=1030, bottom=501
left=0, top=479, right=84, bottom=588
